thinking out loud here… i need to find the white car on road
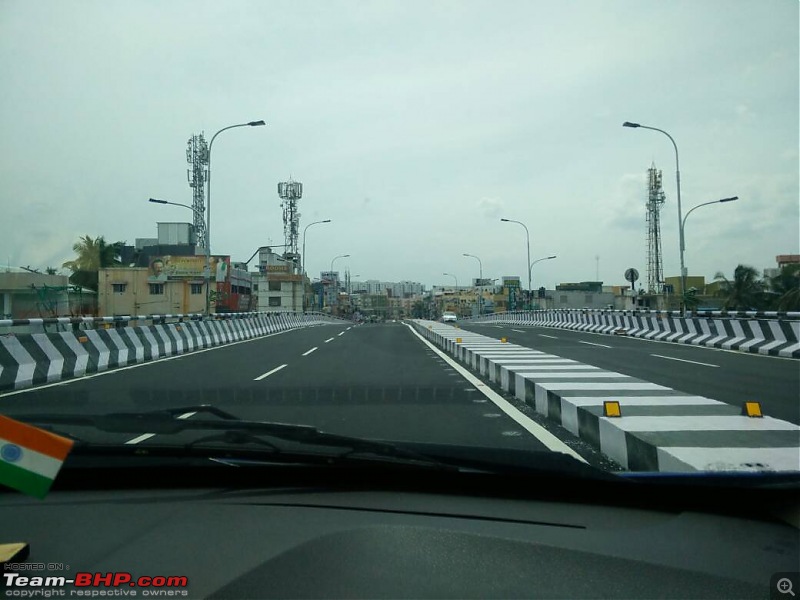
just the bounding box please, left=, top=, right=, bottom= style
left=441, top=311, right=457, bottom=323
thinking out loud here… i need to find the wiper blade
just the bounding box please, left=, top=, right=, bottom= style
left=13, top=405, right=458, bottom=471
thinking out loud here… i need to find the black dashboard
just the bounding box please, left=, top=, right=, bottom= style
left=2, top=461, right=798, bottom=599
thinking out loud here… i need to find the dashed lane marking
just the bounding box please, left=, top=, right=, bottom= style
left=254, top=363, right=288, bottom=381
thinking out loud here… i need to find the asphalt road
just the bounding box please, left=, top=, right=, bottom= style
left=0, top=322, right=599, bottom=465
left=460, top=322, right=800, bottom=425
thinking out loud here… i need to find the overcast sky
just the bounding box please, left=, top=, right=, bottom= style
left=1, top=0, right=797, bottom=290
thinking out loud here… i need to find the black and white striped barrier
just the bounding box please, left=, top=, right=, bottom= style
left=0, top=312, right=345, bottom=392
left=411, top=320, right=800, bottom=473
left=466, top=310, right=800, bottom=358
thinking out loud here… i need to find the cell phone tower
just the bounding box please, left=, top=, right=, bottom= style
left=186, top=133, right=209, bottom=249
left=646, top=162, right=666, bottom=294
left=278, top=178, right=303, bottom=264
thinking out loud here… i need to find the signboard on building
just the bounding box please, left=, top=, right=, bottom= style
left=147, top=255, right=228, bottom=282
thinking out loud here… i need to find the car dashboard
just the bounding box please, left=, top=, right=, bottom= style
left=1, top=461, right=798, bottom=599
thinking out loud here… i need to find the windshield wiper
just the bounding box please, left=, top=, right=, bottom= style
left=13, top=405, right=458, bottom=471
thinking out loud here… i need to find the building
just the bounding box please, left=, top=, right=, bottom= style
left=252, top=247, right=302, bottom=312
left=108, top=222, right=252, bottom=314
left=764, top=254, right=800, bottom=279
left=0, top=267, right=94, bottom=319
left=98, top=267, right=206, bottom=315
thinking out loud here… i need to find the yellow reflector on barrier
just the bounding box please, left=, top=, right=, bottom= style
left=501, top=337, right=507, bottom=343
left=78, top=336, right=88, bottom=343
left=603, top=401, right=622, bottom=418
left=456, top=337, right=462, bottom=344
left=742, top=402, right=763, bottom=418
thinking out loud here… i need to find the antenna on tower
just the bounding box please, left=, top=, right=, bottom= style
left=646, top=162, right=666, bottom=294
left=278, top=178, right=303, bottom=272
left=186, top=133, right=209, bottom=249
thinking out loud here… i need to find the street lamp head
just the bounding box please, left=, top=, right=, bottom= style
left=322, top=219, right=332, bottom=223
left=720, top=196, right=739, bottom=203
left=622, top=121, right=641, bottom=128
left=548, top=255, right=557, bottom=259
left=148, top=198, right=167, bottom=204
left=248, top=120, right=266, bottom=126
left=500, top=218, right=510, bottom=222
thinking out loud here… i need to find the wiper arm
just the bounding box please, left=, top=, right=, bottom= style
left=14, top=405, right=457, bottom=470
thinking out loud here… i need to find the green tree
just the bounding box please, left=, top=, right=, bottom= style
left=62, top=235, right=125, bottom=291
left=769, top=264, right=800, bottom=311
left=683, top=287, right=700, bottom=311
left=713, top=265, right=767, bottom=311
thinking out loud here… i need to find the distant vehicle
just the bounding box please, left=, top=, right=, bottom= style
left=442, top=311, right=457, bottom=323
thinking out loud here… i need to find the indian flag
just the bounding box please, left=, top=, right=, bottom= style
left=0, top=415, right=74, bottom=499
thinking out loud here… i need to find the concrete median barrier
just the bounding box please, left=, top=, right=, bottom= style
left=410, top=319, right=800, bottom=473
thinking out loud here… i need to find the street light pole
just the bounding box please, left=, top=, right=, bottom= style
left=443, top=272, right=459, bottom=316
left=681, top=197, right=738, bottom=297
left=301, top=219, right=331, bottom=312
left=302, top=220, right=332, bottom=277
left=500, top=218, right=531, bottom=310
left=462, top=253, right=483, bottom=315
left=528, top=255, right=557, bottom=307
left=623, top=121, right=686, bottom=308
left=149, top=198, right=203, bottom=219
left=205, top=119, right=266, bottom=316
left=329, top=254, right=350, bottom=313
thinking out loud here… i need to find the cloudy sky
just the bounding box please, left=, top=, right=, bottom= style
left=1, top=0, right=797, bottom=290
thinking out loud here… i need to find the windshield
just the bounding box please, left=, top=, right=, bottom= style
left=0, top=0, right=798, bottom=485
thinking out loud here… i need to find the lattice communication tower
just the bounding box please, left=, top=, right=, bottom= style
left=186, top=134, right=209, bottom=249
left=646, top=163, right=666, bottom=294
left=278, top=178, right=303, bottom=259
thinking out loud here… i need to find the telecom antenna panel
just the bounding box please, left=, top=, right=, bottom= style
left=278, top=178, right=303, bottom=260
left=646, top=163, right=666, bottom=294
left=186, top=133, right=209, bottom=249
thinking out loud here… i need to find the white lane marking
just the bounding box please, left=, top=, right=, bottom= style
left=651, top=354, right=719, bottom=368
left=125, top=411, right=196, bottom=445
left=578, top=340, right=612, bottom=348
left=539, top=334, right=558, bottom=339
left=302, top=347, right=318, bottom=356
left=0, top=329, right=291, bottom=398
left=511, top=329, right=525, bottom=333
left=338, top=332, right=345, bottom=336
left=347, top=327, right=352, bottom=330
left=527, top=326, right=796, bottom=361
left=254, top=363, right=288, bottom=381
left=405, top=324, right=587, bottom=464
left=324, top=337, right=335, bottom=343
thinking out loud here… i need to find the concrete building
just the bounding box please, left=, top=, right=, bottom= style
left=98, top=267, right=206, bottom=315
left=253, top=247, right=303, bottom=312
left=0, top=268, right=94, bottom=318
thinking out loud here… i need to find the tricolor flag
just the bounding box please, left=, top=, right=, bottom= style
left=0, top=415, right=74, bottom=499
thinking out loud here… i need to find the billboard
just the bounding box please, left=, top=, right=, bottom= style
left=147, top=255, right=228, bottom=282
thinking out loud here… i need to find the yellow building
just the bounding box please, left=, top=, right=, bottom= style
left=99, top=268, right=206, bottom=316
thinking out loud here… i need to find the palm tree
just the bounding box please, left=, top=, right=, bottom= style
left=62, top=235, right=125, bottom=291
left=769, top=264, right=800, bottom=311
left=713, top=265, right=767, bottom=311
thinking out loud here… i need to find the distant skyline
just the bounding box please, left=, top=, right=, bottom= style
left=1, top=1, right=797, bottom=291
